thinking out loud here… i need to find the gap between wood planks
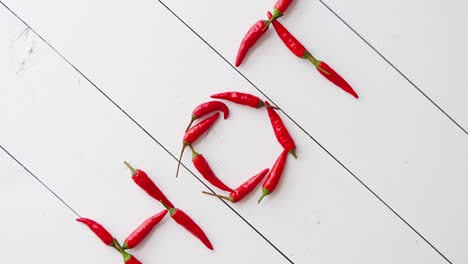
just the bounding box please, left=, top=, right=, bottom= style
left=0, top=1, right=455, bottom=263
left=316, top=0, right=466, bottom=135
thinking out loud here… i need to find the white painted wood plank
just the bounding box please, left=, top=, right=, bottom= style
left=0, top=150, right=120, bottom=263
left=0, top=12, right=288, bottom=264
left=320, top=0, right=468, bottom=130
left=0, top=1, right=453, bottom=263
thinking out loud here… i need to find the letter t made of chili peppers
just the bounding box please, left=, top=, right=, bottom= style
left=176, top=112, right=220, bottom=177
left=161, top=201, right=214, bottom=250
left=267, top=12, right=359, bottom=99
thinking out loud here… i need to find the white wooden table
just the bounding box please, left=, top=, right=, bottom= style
left=1, top=1, right=467, bottom=263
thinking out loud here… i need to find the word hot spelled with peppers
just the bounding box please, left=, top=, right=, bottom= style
left=178, top=91, right=295, bottom=204
left=235, top=0, right=359, bottom=99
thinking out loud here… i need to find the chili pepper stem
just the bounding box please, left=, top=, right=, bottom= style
left=176, top=142, right=189, bottom=177
left=289, top=149, right=297, bottom=159
left=266, top=105, right=280, bottom=110
left=262, top=19, right=273, bottom=31
left=185, top=114, right=197, bottom=132
left=201, top=191, right=234, bottom=203
left=189, top=144, right=198, bottom=159
left=111, top=239, right=128, bottom=257
left=160, top=200, right=177, bottom=216
left=123, top=252, right=132, bottom=262
left=124, top=161, right=138, bottom=176
left=122, top=242, right=129, bottom=250
left=258, top=188, right=271, bottom=204
left=305, top=52, right=330, bottom=75
left=263, top=10, right=282, bottom=31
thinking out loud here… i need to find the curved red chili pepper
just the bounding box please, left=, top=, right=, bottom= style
left=317, top=61, right=359, bottom=98
left=268, top=12, right=358, bottom=98
left=124, top=161, right=174, bottom=208
left=76, top=218, right=115, bottom=246
left=264, top=0, right=294, bottom=30
left=124, top=254, right=142, bottom=264
left=211, top=92, right=265, bottom=108
left=236, top=20, right=268, bottom=67
left=258, top=150, right=288, bottom=203
left=265, top=101, right=297, bottom=158
left=161, top=201, right=213, bottom=250
left=190, top=145, right=233, bottom=192
left=123, top=210, right=168, bottom=249
left=176, top=112, right=220, bottom=177
left=203, top=168, right=269, bottom=203
left=185, top=101, right=229, bottom=132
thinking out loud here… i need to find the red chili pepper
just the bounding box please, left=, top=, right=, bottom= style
left=124, top=254, right=142, bottom=264
left=258, top=150, right=288, bottom=203
left=235, top=20, right=268, bottom=67
left=267, top=12, right=306, bottom=58
left=316, top=61, right=359, bottom=98
left=161, top=201, right=213, bottom=250
left=265, top=101, right=297, bottom=158
left=124, top=161, right=174, bottom=208
left=202, top=168, right=269, bottom=203
left=185, top=101, right=229, bottom=132
left=264, top=0, right=294, bottom=30
left=189, top=145, right=233, bottom=192
left=211, top=92, right=267, bottom=108
left=76, top=218, right=115, bottom=246
left=123, top=210, right=168, bottom=249
left=267, top=12, right=359, bottom=98
left=176, top=112, right=220, bottom=177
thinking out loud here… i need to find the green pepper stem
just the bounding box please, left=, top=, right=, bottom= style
left=257, top=100, right=265, bottom=108
left=266, top=105, right=280, bottom=110
left=258, top=188, right=271, bottom=204
left=160, top=200, right=172, bottom=210
left=121, top=242, right=129, bottom=250
left=185, top=114, right=197, bottom=132
left=202, top=191, right=234, bottom=203
left=123, top=161, right=138, bottom=176
left=263, top=9, right=283, bottom=31
left=289, top=149, right=297, bottom=159
left=189, top=144, right=198, bottom=159
left=123, top=252, right=132, bottom=262
left=175, top=142, right=189, bottom=177
left=305, top=52, right=330, bottom=75
left=160, top=200, right=177, bottom=216
left=263, top=18, right=274, bottom=31
left=111, top=239, right=127, bottom=256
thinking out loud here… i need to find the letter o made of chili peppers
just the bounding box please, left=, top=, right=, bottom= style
left=180, top=92, right=295, bottom=204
